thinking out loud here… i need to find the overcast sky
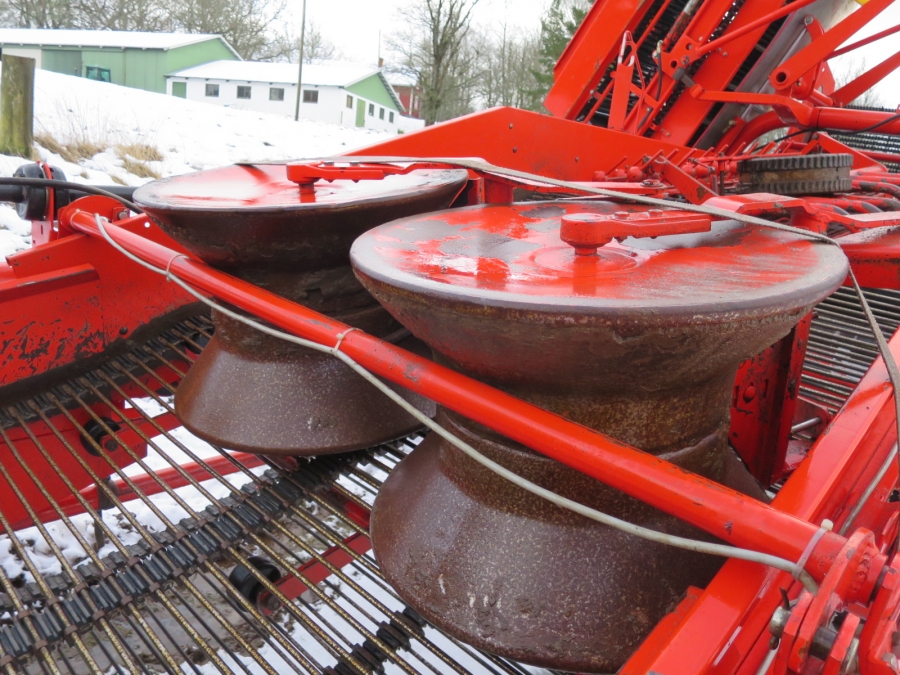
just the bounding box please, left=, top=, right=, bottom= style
left=303, top=0, right=898, bottom=108
left=296, top=0, right=551, bottom=64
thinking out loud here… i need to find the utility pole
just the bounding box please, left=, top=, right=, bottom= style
left=293, top=0, right=308, bottom=121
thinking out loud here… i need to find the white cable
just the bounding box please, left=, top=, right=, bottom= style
left=795, top=519, right=833, bottom=575
left=94, top=214, right=820, bottom=593
left=839, top=443, right=899, bottom=536
left=755, top=648, right=778, bottom=675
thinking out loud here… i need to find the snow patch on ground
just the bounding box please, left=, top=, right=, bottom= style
left=0, top=424, right=251, bottom=585
left=0, top=67, right=394, bottom=256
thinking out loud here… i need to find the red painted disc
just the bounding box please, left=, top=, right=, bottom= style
left=351, top=201, right=849, bottom=316
left=134, top=163, right=466, bottom=211
left=134, top=164, right=468, bottom=269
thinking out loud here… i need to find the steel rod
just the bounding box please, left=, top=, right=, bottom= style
left=72, top=380, right=407, bottom=674
left=2, top=409, right=195, bottom=674
left=692, top=0, right=819, bottom=58
left=55, top=387, right=354, bottom=673
left=791, top=418, right=822, bottom=434
left=2, top=362, right=500, bottom=675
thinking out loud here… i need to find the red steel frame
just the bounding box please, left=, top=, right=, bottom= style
left=546, top=0, right=900, bottom=153
left=1, top=109, right=899, bottom=674
left=57, top=194, right=900, bottom=674
left=60, top=205, right=878, bottom=587
left=2, top=118, right=900, bottom=670
left=0, top=0, right=899, bottom=669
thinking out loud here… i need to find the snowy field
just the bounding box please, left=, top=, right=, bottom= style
left=0, top=67, right=394, bottom=257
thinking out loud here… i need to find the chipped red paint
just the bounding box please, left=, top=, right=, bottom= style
left=0, top=197, right=195, bottom=387
left=730, top=317, right=812, bottom=485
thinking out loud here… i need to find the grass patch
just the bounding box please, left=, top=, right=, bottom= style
left=116, top=142, right=163, bottom=162
left=120, top=157, right=160, bottom=179
left=109, top=174, right=127, bottom=185
left=115, top=143, right=162, bottom=179
left=35, top=133, right=106, bottom=163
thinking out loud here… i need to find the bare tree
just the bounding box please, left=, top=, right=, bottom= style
left=69, top=0, right=171, bottom=31
left=477, top=24, right=541, bottom=110
left=259, top=21, right=338, bottom=63
left=0, top=0, right=286, bottom=58
left=303, top=22, right=337, bottom=62
left=164, top=0, right=286, bottom=59
left=833, top=58, right=885, bottom=108
left=0, top=0, right=76, bottom=28
left=389, top=0, right=482, bottom=125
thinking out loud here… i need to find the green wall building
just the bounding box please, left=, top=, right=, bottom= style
left=0, top=29, right=239, bottom=94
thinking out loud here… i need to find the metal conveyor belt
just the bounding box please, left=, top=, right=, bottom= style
left=0, top=315, right=551, bottom=675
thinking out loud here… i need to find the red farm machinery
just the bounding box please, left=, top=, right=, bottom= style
left=2, top=1, right=900, bottom=674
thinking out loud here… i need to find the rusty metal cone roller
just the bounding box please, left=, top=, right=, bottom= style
left=350, top=202, right=849, bottom=673
left=133, top=164, right=468, bottom=456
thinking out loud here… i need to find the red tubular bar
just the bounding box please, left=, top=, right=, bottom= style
left=259, top=532, right=373, bottom=608
left=66, top=208, right=849, bottom=581
left=769, top=0, right=895, bottom=90
left=692, top=0, right=818, bottom=59
left=832, top=50, right=900, bottom=106
left=831, top=23, right=900, bottom=59
left=729, top=108, right=900, bottom=150
left=861, top=150, right=900, bottom=165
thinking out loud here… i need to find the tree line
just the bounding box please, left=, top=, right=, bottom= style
left=387, top=0, right=591, bottom=124
left=0, top=0, right=590, bottom=122
left=0, top=0, right=294, bottom=61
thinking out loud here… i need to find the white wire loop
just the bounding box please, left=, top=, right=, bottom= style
left=332, top=327, right=359, bottom=354
left=794, top=519, right=834, bottom=582
left=164, top=252, right=185, bottom=280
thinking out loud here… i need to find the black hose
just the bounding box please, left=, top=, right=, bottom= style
left=772, top=112, right=900, bottom=145
left=0, top=177, right=142, bottom=213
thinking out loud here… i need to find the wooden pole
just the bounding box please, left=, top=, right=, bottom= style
left=0, top=55, right=34, bottom=159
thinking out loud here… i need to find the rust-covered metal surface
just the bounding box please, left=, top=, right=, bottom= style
left=133, top=166, right=468, bottom=455
left=350, top=201, right=849, bottom=673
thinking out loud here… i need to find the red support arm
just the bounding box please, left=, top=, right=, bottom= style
left=65, top=207, right=850, bottom=582
left=831, top=23, right=900, bottom=59
left=769, top=0, right=894, bottom=90
left=832, top=50, right=900, bottom=106
left=729, top=108, right=900, bottom=150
